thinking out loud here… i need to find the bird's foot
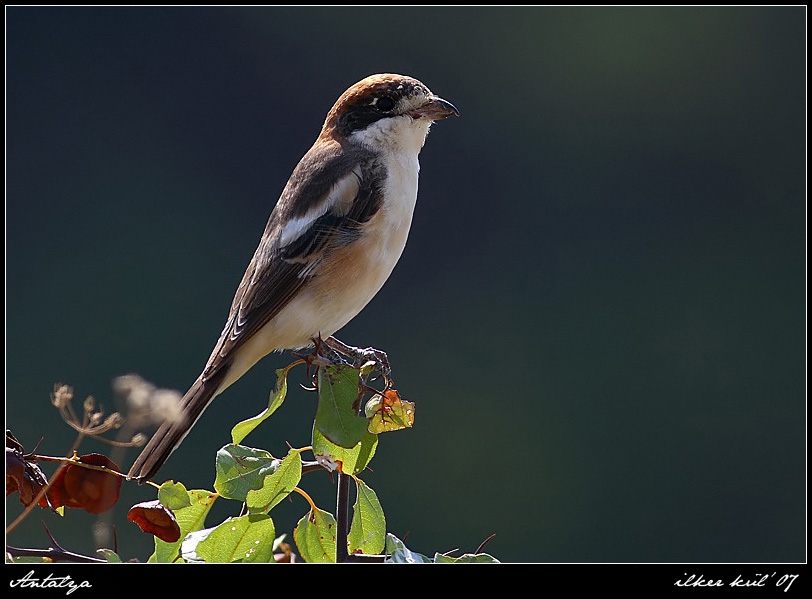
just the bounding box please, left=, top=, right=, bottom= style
left=315, top=336, right=393, bottom=389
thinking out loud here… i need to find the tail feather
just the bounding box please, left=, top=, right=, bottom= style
left=127, top=373, right=223, bottom=483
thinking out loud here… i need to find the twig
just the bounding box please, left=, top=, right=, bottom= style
left=6, top=545, right=107, bottom=563
left=475, top=533, right=497, bottom=554
left=335, top=472, right=351, bottom=563
left=6, top=521, right=106, bottom=563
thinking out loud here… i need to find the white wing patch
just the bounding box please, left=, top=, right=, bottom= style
left=277, top=166, right=362, bottom=248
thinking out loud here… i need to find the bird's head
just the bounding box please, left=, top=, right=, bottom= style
left=322, top=74, right=459, bottom=152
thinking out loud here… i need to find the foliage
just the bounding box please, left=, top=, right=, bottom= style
left=6, top=358, right=498, bottom=564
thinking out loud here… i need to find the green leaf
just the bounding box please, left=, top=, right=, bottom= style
left=434, top=552, right=500, bottom=563
left=179, top=528, right=212, bottom=563
left=312, top=425, right=378, bottom=475
left=158, top=481, right=191, bottom=510
left=195, top=514, right=277, bottom=563
left=245, top=449, right=302, bottom=513
left=294, top=507, right=337, bottom=563
left=95, top=548, right=122, bottom=562
left=348, top=479, right=385, bottom=555
left=231, top=365, right=290, bottom=445
left=213, top=444, right=280, bottom=502
left=151, top=488, right=218, bottom=563
left=366, top=390, right=415, bottom=434
left=384, top=533, right=431, bottom=563
left=315, top=364, right=369, bottom=448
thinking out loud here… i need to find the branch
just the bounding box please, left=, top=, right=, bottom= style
left=6, top=545, right=107, bottom=564
left=7, top=521, right=107, bottom=563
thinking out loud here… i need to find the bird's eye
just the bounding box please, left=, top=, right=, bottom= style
left=375, top=96, right=395, bottom=112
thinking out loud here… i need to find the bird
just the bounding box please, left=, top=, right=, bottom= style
left=127, top=73, right=458, bottom=482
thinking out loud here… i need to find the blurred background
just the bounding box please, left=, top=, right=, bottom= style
left=6, top=7, right=805, bottom=563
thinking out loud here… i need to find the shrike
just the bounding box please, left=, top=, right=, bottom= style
left=127, top=74, right=458, bottom=482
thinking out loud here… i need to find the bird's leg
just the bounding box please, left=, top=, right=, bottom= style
left=321, top=336, right=393, bottom=389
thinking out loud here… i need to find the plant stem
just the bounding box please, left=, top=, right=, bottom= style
left=335, top=471, right=351, bottom=562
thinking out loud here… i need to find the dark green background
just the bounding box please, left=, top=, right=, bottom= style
left=6, top=7, right=805, bottom=563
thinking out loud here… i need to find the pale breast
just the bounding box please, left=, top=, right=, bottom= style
left=222, top=150, right=422, bottom=391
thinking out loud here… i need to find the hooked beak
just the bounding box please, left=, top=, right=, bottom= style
left=410, top=96, right=460, bottom=121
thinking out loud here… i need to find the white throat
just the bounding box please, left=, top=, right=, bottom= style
left=349, top=115, right=433, bottom=156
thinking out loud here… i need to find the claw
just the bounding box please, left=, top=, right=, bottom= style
left=296, top=336, right=338, bottom=388
left=320, top=336, right=394, bottom=389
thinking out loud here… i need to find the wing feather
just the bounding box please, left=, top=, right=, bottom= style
left=201, top=140, right=384, bottom=380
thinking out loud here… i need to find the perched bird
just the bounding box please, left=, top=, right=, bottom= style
left=127, top=73, right=458, bottom=482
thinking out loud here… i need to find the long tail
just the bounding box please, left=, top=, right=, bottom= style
left=127, top=372, right=225, bottom=483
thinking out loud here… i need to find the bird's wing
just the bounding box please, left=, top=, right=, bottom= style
left=201, top=140, right=383, bottom=380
